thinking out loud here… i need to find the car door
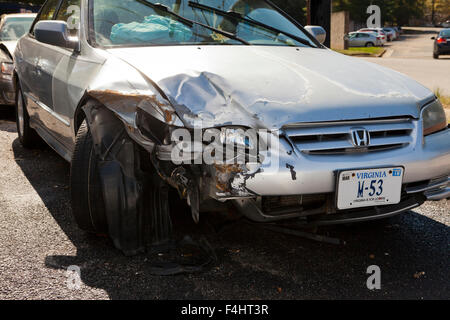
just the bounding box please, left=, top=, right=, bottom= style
left=35, top=0, right=83, bottom=152
left=355, top=33, right=364, bottom=47
left=361, top=33, right=371, bottom=46
left=17, top=0, right=60, bottom=124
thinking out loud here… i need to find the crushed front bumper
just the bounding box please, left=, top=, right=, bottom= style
left=230, top=122, right=449, bottom=224
left=240, top=126, right=450, bottom=200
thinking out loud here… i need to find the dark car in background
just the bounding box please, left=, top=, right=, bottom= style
left=432, top=28, right=450, bottom=59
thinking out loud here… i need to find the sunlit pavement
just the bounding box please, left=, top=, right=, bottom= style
left=362, top=27, right=450, bottom=95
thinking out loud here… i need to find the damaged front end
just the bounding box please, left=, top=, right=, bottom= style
left=82, top=86, right=278, bottom=254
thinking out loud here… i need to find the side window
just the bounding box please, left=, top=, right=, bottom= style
left=31, top=0, right=61, bottom=35
left=55, top=0, right=81, bottom=36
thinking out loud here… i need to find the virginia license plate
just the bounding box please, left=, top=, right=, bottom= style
left=337, top=167, right=404, bottom=210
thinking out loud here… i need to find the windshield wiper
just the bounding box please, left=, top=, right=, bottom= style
left=142, top=1, right=250, bottom=45
left=188, top=1, right=317, bottom=48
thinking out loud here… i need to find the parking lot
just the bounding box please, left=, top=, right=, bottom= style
left=363, top=27, right=450, bottom=95
left=0, top=104, right=448, bottom=299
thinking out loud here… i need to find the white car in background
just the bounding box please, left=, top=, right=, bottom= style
left=359, top=28, right=387, bottom=45
left=0, top=13, right=36, bottom=105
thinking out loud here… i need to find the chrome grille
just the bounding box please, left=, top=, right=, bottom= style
left=284, top=118, right=414, bottom=155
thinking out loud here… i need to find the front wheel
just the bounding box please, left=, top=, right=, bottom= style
left=70, top=121, right=108, bottom=233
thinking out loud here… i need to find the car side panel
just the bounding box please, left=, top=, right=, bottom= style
left=15, top=36, right=42, bottom=120
left=52, top=50, right=103, bottom=149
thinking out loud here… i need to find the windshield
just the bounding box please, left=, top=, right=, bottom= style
left=90, top=0, right=317, bottom=48
left=440, top=30, right=450, bottom=37
left=0, top=17, right=35, bottom=41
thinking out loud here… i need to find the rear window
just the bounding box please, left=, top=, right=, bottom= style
left=440, top=30, right=450, bottom=37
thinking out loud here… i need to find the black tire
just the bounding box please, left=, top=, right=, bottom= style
left=365, top=42, right=374, bottom=47
left=15, top=83, right=40, bottom=148
left=70, top=120, right=108, bottom=234
left=433, top=53, right=439, bottom=59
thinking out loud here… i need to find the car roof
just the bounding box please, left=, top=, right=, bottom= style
left=1, top=13, right=37, bottom=19
left=360, top=28, right=382, bottom=32
left=350, top=31, right=376, bottom=36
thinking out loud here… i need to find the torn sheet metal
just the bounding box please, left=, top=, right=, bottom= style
left=88, top=89, right=181, bottom=126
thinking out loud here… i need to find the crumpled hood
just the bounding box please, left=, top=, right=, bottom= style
left=0, top=41, right=17, bottom=58
left=107, top=45, right=433, bottom=129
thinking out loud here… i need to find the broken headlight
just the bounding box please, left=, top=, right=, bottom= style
left=219, top=127, right=256, bottom=150
left=422, top=99, right=447, bottom=136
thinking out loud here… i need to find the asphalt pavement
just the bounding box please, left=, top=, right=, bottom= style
left=363, top=27, right=450, bottom=95
left=0, top=107, right=448, bottom=300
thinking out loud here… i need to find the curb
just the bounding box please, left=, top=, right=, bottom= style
left=380, top=48, right=393, bottom=58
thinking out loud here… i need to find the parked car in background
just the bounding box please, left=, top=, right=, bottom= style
left=359, top=28, right=387, bottom=44
left=392, top=27, right=402, bottom=37
left=432, top=28, right=450, bottom=59
left=0, top=13, right=36, bottom=105
left=383, top=27, right=397, bottom=41
left=13, top=0, right=450, bottom=256
left=347, top=31, right=382, bottom=47
left=442, top=21, right=450, bottom=28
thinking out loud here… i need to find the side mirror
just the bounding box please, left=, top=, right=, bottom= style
left=35, top=21, right=79, bottom=50
left=304, top=25, right=327, bottom=45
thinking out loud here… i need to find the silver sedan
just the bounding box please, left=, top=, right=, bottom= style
left=347, top=31, right=382, bottom=47
left=13, top=0, right=450, bottom=255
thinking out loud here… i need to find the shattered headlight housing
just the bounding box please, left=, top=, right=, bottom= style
left=219, top=127, right=256, bottom=150
left=422, top=99, right=447, bottom=136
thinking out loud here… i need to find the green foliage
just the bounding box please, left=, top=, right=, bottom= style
left=333, top=0, right=426, bottom=25
left=0, top=0, right=46, bottom=4
left=270, top=0, right=307, bottom=25
left=3, top=0, right=309, bottom=24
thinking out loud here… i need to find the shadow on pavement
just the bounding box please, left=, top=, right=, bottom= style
left=0, top=107, right=16, bottom=133
left=11, top=135, right=450, bottom=299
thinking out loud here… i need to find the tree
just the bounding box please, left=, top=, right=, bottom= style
left=333, top=0, right=426, bottom=26
left=271, top=0, right=308, bottom=25
left=425, top=0, right=450, bottom=23
left=0, top=0, right=46, bottom=4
